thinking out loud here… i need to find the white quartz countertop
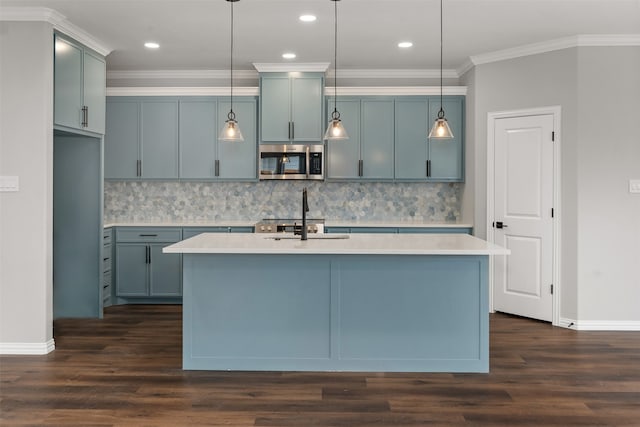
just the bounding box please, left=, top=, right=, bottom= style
left=104, top=221, right=472, bottom=229
left=163, top=232, right=509, bottom=256
left=104, top=221, right=255, bottom=228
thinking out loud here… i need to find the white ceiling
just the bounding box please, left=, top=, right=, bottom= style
left=1, top=0, right=639, bottom=75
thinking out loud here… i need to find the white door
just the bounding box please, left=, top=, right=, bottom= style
left=493, top=114, right=554, bottom=322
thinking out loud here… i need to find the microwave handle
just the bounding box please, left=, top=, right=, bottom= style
left=305, top=145, right=310, bottom=179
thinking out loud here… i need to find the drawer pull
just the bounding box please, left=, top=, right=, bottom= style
left=139, top=234, right=158, bottom=237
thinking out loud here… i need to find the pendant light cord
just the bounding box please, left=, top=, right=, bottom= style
left=229, top=0, right=235, bottom=119
left=332, top=0, right=339, bottom=119
left=438, top=0, right=444, bottom=119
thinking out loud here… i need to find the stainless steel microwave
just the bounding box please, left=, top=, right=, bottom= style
left=258, top=144, right=324, bottom=180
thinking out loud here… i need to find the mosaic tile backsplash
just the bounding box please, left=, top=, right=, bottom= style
left=104, top=181, right=461, bottom=223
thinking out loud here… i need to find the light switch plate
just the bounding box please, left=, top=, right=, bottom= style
left=630, top=179, right=640, bottom=194
left=0, top=176, right=19, bottom=192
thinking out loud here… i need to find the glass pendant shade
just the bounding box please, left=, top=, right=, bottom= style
left=219, top=112, right=244, bottom=141
left=428, top=112, right=454, bottom=139
left=324, top=112, right=349, bottom=140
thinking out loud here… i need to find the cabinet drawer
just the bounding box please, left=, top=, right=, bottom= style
left=116, top=228, right=182, bottom=243
left=103, top=228, right=113, bottom=245
left=103, top=272, right=112, bottom=297
left=103, top=243, right=112, bottom=271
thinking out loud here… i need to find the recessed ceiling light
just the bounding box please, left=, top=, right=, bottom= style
left=299, top=14, right=317, bottom=22
left=282, top=52, right=297, bottom=59
left=398, top=41, right=413, bottom=48
left=144, top=42, right=160, bottom=49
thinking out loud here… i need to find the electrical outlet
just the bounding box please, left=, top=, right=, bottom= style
left=0, top=176, right=19, bottom=192
left=630, top=180, right=640, bottom=194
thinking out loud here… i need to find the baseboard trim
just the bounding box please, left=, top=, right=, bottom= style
left=560, top=318, right=640, bottom=331
left=0, top=339, right=55, bottom=355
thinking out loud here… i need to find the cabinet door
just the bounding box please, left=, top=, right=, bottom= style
left=361, top=99, right=394, bottom=179
left=179, top=99, right=217, bottom=179
left=116, top=244, right=148, bottom=296
left=149, top=244, right=182, bottom=297
left=326, top=98, right=361, bottom=179
left=141, top=101, right=179, bottom=178
left=428, top=97, right=464, bottom=181
left=217, top=98, right=257, bottom=179
left=82, top=51, right=106, bottom=134
left=395, top=99, right=429, bottom=180
left=260, top=76, right=291, bottom=142
left=291, top=76, right=323, bottom=141
left=105, top=100, right=139, bottom=179
left=54, top=36, right=83, bottom=129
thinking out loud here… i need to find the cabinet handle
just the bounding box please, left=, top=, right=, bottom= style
left=215, top=159, right=220, bottom=177
left=137, top=160, right=142, bottom=177
left=358, top=159, right=363, bottom=177
left=145, top=246, right=149, bottom=264
left=288, top=122, right=292, bottom=140
left=291, top=122, right=295, bottom=140
left=148, top=246, right=152, bottom=264
left=81, top=106, right=88, bottom=127
left=139, top=234, right=158, bottom=237
left=426, top=160, right=431, bottom=177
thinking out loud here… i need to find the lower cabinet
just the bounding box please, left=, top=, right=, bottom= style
left=103, top=228, right=113, bottom=307
left=115, top=228, right=182, bottom=298
left=112, top=225, right=254, bottom=304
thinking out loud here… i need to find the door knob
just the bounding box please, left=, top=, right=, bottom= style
left=494, top=221, right=508, bottom=229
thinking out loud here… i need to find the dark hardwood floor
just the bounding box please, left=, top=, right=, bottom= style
left=1, top=305, right=639, bottom=426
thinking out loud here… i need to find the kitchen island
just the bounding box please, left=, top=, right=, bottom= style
left=164, top=233, right=508, bottom=373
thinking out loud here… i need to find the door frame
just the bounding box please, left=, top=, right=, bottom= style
left=486, top=106, right=562, bottom=326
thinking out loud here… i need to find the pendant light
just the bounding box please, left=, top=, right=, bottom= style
left=324, top=0, right=349, bottom=141
left=219, top=0, right=244, bottom=141
left=428, top=0, right=454, bottom=139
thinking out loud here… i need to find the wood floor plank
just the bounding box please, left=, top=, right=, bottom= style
left=1, top=305, right=639, bottom=426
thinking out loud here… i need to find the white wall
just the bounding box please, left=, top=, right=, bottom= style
left=0, top=21, right=54, bottom=353
left=462, top=46, right=640, bottom=324
left=576, top=47, right=640, bottom=323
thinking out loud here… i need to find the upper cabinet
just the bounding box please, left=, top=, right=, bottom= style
left=179, top=97, right=257, bottom=180
left=394, top=96, right=465, bottom=182
left=259, top=72, right=324, bottom=143
left=326, top=97, right=394, bottom=180
left=54, top=34, right=106, bottom=134
left=105, top=96, right=257, bottom=180
left=328, top=95, right=465, bottom=182
left=104, top=98, right=179, bottom=179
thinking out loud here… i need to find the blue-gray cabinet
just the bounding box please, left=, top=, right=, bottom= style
left=104, top=98, right=179, bottom=179
left=259, top=72, right=324, bottom=143
left=54, top=34, right=106, bottom=134
left=325, top=226, right=472, bottom=234
left=326, top=97, right=394, bottom=180
left=179, top=97, right=257, bottom=180
left=395, top=97, right=465, bottom=182
left=141, top=100, right=179, bottom=178
left=427, top=97, right=464, bottom=181
left=115, top=228, right=182, bottom=297
left=103, top=228, right=113, bottom=308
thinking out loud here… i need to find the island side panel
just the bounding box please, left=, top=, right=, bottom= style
left=183, top=253, right=488, bottom=372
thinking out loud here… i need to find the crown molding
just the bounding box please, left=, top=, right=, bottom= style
left=330, top=86, right=467, bottom=96
left=470, top=34, right=640, bottom=67
left=253, top=63, right=330, bottom=73
left=327, top=69, right=458, bottom=80
left=106, top=87, right=260, bottom=97
left=106, top=86, right=467, bottom=97
left=107, top=69, right=258, bottom=80
left=0, top=7, right=112, bottom=56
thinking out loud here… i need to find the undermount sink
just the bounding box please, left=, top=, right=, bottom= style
left=264, top=234, right=350, bottom=240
